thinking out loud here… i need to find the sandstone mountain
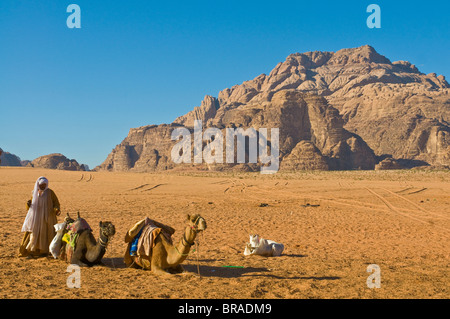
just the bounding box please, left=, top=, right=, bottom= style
left=0, top=149, right=23, bottom=167
left=213, top=45, right=449, bottom=167
left=96, top=45, right=449, bottom=172
left=97, top=91, right=376, bottom=172
left=28, top=153, right=86, bottom=171
left=1, top=149, right=87, bottom=171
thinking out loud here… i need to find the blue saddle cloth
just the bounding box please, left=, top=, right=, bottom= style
left=130, top=228, right=143, bottom=256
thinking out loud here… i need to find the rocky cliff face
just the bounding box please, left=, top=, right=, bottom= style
left=0, top=149, right=86, bottom=171
left=98, top=125, right=178, bottom=172
left=96, top=45, right=449, bottom=172
left=216, top=45, right=449, bottom=167
left=174, top=95, right=220, bottom=126
left=96, top=90, right=376, bottom=172
left=0, top=149, right=23, bottom=166
left=28, top=153, right=86, bottom=171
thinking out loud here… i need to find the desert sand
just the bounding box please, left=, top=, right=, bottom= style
left=0, top=167, right=448, bottom=299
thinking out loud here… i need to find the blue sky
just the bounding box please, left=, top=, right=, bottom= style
left=0, top=0, right=449, bottom=168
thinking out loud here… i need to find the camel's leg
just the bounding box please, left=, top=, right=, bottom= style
left=171, top=264, right=185, bottom=273
left=151, top=264, right=171, bottom=276
left=77, top=261, right=89, bottom=267
left=151, top=254, right=172, bottom=276
left=71, top=258, right=89, bottom=267
left=149, top=236, right=172, bottom=275
left=70, top=234, right=91, bottom=267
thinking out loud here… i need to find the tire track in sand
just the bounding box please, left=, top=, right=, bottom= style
left=365, top=187, right=450, bottom=236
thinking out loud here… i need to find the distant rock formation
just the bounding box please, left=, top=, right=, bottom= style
left=216, top=45, right=450, bottom=167
left=96, top=90, right=376, bottom=172
left=0, top=149, right=88, bottom=171
left=280, top=141, right=329, bottom=171
left=96, top=45, right=449, bottom=172
left=0, top=149, right=23, bottom=166
left=28, top=153, right=86, bottom=171
left=97, top=124, right=176, bottom=172
left=375, top=158, right=405, bottom=170
left=20, top=160, right=32, bottom=167
left=174, top=95, right=220, bottom=126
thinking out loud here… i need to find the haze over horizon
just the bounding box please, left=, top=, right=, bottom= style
left=1, top=1, right=449, bottom=168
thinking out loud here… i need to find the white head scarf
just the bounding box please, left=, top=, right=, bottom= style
left=21, top=176, right=49, bottom=233
left=38, top=177, right=48, bottom=186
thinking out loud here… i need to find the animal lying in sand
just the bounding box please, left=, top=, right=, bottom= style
left=59, top=212, right=116, bottom=267
left=124, top=214, right=207, bottom=275
left=244, top=234, right=284, bottom=257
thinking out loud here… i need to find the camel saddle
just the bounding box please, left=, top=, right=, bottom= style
left=124, top=218, right=175, bottom=268
left=67, top=217, right=91, bottom=234
left=125, top=217, right=175, bottom=243
left=59, top=217, right=91, bottom=263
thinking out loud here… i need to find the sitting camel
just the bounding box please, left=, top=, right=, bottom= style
left=60, top=212, right=116, bottom=267
left=244, top=234, right=284, bottom=257
left=124, top=214, right=207, bottom=275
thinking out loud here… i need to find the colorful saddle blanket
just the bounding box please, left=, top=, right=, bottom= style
left=60, top=218, right=92, bottom=263
left=129, top=228, right=143, bottom=256
left=68, top=218, right=91, bottom=233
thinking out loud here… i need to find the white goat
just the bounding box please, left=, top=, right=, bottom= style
left=243, top=234, right=284, bottom=257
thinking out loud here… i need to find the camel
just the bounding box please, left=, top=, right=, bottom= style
left=243, top=234, right=284, bottom=257
left=124, top=214, right=207, bottom=275
left=60, top=212, right=116, bottom=267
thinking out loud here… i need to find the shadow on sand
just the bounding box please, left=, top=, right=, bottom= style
left=100, top=257, right=128, bottom=269
left=87, top=253, right=309, bottom=270
left=183, top=264, right=270, bottom=278
left=101, top=256, right=341, bottom=282
left=183, top=264, right=341, bottom=281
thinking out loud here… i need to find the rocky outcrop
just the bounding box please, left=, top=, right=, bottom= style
left=96, top=45, right=449, bottom=172
left=213, top=90, right=376, bottom=170
left=375, top=158, right=405, bottom=170
left=98, top=125, right=178, bottom=172
left=174, top=95, right=220, bottom=127
left=216, top=45, right=449, bottom=167
left=331, top=87, right=449, bottom=167
left=28, top=153, right=86, bottom=171
left=0, top=149, right=87, bottom=171
left=20, top=160, right=32, bottom=167
left=0, top=149, right=23, bottom=166
left=96, top=90, right=376, bottom=172
left=280, top=141, right=329, bottom=170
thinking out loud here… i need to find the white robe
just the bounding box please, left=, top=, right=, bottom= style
left=21, top=177, right=56, bottom=253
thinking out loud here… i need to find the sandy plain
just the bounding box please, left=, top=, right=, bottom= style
left=0, top=167, right=448, bottom=299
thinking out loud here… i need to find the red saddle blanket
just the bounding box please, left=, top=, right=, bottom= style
left=67, top=218, right=91, bottom=233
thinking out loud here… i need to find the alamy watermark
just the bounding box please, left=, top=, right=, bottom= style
left=66, top=4, right=81, bottom=29
left=366, top=264, right=381, bottom=288
left=171, top=120, right=280, bottom=174
left=66, top=264, right=81, bottom=288
left=366, top=4, right=381, bottom=29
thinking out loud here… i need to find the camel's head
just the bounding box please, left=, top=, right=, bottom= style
left=187, top=214, right=207, bottom=232
left=249, top=234, right=260, bottom=247
left=99, top=221, right=116, bottom=238
left=64, top=213, right=75, bottom=225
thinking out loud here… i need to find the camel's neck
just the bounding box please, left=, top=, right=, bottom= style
left=167, top=226, right=197, bottom=266
left=85, top=229, right=110, bottom=263
left=98, top=230, right=110, bottom=249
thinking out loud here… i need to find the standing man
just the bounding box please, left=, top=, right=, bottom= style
left=19, top=176, right=61, bottom=258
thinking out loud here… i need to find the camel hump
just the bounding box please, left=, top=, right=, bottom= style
left=68, top=217, right=92, bottom=233
left=125, top=219, right=147, bottom=243
left=145, top=218, right=175, bottom=236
